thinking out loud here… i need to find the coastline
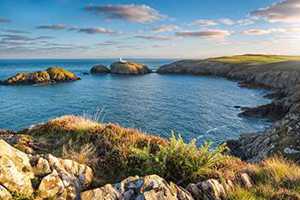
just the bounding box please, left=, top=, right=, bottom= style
left=157, top=58, right=300, bottom=162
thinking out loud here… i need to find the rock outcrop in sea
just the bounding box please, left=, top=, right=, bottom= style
left=0, top=67, right=80, bottom=85
left=158, top=55, right=300, bottom=162
left=90, top=64, right=110, bottom=74
left=110, top=61, right=151, bottom=75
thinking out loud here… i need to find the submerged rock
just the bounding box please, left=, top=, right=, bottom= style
left=110, top=61, right=151, bottom=75
left=90, top=64, right=110, bottom=74
left=1, top=67, right=80, bottom=85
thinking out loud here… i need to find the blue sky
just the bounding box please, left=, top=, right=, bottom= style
left=0, top=0, right=300, bottom=58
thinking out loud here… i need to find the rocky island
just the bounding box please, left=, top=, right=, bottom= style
left=90, top=64, right=110, bottom=74
left=110, top=61, right=151, bottom=75
left=158, top=54, right=300, bottom=162
left=0, top=67, right=80, bottom=85
left=0, top=55, right=299, bottom=200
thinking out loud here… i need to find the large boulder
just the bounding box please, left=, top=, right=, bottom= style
left=81, top=175, right=194, bottom=200
left=35, top=154, right=94, bottom=199
left=1, top=67, right=80, bottom=85
left=0, top=139, right=34, bottom=197
left=90, top=64, right=110, bottom=74
left=110, top=61, right=151, bottom=75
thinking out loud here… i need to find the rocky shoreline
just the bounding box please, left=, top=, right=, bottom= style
left=158, top=57, right=300, bottom=162
left=2, top=115, right=298, bottom=200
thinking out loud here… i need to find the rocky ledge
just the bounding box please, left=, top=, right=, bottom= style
left=2, top=115, right=298, bottom=200
left=110, top=61, right=151, bottom=75
left=0, top=67, right=80, bottom=85
left=158, top=55, right=300, bottom=162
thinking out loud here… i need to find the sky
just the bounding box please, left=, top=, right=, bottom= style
left=0, top=0, right=300, bottom=59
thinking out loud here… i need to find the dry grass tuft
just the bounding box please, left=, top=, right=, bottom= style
left=62, top=140, right=98, bottom=167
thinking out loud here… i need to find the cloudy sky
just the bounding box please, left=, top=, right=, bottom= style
left=0, top=0, right=300, bottom=58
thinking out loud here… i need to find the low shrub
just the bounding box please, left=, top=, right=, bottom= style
left=128, top=134, right=228, bottom=186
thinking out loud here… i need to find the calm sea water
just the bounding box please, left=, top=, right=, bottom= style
left=0, top=59, right=271, bottom=145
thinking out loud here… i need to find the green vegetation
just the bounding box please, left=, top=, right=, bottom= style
left=46, top=67, right=78, bottom=81
left=210, top=54, right=300, bottom=64
left=128, top=134, right=228, bottom=185
left=18, top=115, right=300, bottom=199
left=228, top=157, right=300, bottom=200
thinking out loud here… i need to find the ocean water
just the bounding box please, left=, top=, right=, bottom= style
left=0, top=59, right=272, bottom=145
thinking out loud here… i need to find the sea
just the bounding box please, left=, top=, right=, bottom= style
left=0, top=58, right=272, bottom=145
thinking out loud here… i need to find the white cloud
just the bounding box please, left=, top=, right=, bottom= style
left=219, top=18, right=235, bottom=25
left=84, top=4, right=164, bottom=23
left=242, top=27, right=300, bottom=35
left=134, top=35, right=173, bottom=41
left=152, top=24, right=179, bottom=33
left=251, top=0, right=300, bottom=23
left=191, top=19, right=218, bottom=26
left=176, top=29, right=231, bottom=38
left=77, top=27, right=116, bottom=34
left=36, top=24, right=66, bottom=30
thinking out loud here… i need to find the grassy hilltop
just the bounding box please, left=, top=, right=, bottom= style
left=210, top=54, right=300, bottom=65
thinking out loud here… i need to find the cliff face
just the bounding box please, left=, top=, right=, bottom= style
left=158, top=56, right=300, bottom=162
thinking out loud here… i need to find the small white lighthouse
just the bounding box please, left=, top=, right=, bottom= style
left=119, top=57, right=127, bottom=63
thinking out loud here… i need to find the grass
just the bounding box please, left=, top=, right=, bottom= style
left=128, top=134, right=228, bottom=185
left=46, top=67, right=78, bottom=81
left=62, top=140, right=98, bottom=167
left=18, top=115, right=300, bottom=198
left=210, top=54, right=300, bottom=64
left=228, top=157, right=300, bottom=200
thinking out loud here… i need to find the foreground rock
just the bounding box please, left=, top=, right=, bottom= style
left=0, top=139, right=93, bottom=199
left=81, top=175, right=194, bottom=200
left=90, top=64, right=110, bottom=74
left=158, top=55, right=300, bottom=162
left=1, top=67, right=80, bottom=85
left=0, top=139, right=34, bottom=197
left=110, top=61, right=151, bottom=75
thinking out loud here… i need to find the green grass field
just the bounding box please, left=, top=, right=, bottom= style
left=210, top=54, right=300, bottom=64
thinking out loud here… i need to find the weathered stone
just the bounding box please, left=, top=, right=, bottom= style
left=198, top=179, right=226, bottom=200
left=81, top=175, right=193, bottom=200
left=0, top=140, right=34, bottom=197
left=47, top=154, right=93, bottom=188
left=46, top=154, right=93, bottom=199
left=0, top=185, right=12, bottom=200
left=238, top=173, right=252, bottom=188
left=80, top=184, right=120, bottom=200
left=32, top=156, right=52, bottom=176
left=37, top=170, right=66, bottom=199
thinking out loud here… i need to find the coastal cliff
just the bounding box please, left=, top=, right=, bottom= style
left=1, top=115, right=299, bottom=199
left=158, top=55, right=300, bottom=162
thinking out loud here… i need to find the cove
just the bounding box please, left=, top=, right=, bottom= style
left=0, top=59, right=271, bottom=145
